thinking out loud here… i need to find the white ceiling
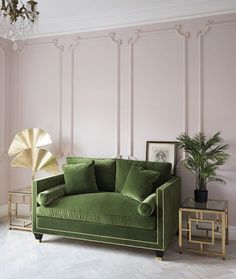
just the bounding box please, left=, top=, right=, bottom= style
left=34, top=0, right=236, bottom=37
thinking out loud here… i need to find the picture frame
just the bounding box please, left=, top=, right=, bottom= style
left=146, top=141, right=177, bottom=175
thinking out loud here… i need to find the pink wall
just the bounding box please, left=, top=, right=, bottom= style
left=5, top=13, right=236, bottom=224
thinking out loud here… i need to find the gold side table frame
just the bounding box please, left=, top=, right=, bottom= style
left=8, top=187, right=32, bottom=231
left=179, top=198, right=228, bottom=259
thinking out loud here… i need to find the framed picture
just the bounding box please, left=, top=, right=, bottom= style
left=146, top=141, right=177, bottom=175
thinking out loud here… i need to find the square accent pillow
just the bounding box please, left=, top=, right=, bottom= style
left=66, top=157, right=116, bottom=192
left=121, top=165, right=160, bottom=202
left=115, top=159, right=171, bottom=192
left=63, top=161, right=98, bottom=195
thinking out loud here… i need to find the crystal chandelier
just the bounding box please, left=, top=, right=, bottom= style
left=0, top=0, right=39, bottom=44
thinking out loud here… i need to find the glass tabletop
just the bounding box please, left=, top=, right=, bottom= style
left=8, top=186, right=31, bottom=195
left=182, top=198, right=228, bottom=211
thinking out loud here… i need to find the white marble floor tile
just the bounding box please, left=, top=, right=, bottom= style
left=1, top=218, right=236, bottom=279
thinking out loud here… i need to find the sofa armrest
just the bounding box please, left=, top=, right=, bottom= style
left=32, top=173, right=65, bottom=231
left=156, top=176, right=181, bottom=250
left=32, top=173, right=65, bottom=194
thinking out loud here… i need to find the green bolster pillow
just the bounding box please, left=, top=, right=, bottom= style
left=138, top=193, right=156, bottom=216
left=37, top=184, right=66, bottom=206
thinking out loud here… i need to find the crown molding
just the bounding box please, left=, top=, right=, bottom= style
left=23, top=1, right=236, bottom=39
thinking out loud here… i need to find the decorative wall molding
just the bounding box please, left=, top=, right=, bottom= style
left=197, top=21, right=212, bottom=133
left=69, top=39, right=80, bottom=156
left=128, top=29, right=141, bottom=157
left=56, top=40, right=64, bottom=158
left=70, top=33, right=122, bottom=157
left=197, top=19, right=236, bottom=133
left=110, top=32, right=122, bottom=157
left=17, top=39, right=64, bottom=157
left=128, top=25, right=189, bottom=157
left=0, top=44, right=6, bottom=158
left=175, top=25, right=190, bottom=161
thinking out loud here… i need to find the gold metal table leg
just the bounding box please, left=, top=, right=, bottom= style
left=222, top=212, right=226, bottom=260
left=8, top=193, right=12, bottom=229
left=179, top=209, right=182, bottom=253
left=226, top=207, right=229, bottom=245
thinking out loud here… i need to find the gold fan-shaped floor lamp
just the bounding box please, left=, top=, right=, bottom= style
left=8, top=128, right=59, bottom=180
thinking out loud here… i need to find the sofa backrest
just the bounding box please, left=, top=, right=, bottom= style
left=115, top=159, right=172, bottom=192
left=66, top=157, right=172, bottom=193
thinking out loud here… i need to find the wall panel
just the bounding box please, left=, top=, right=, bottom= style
left=19, top=41, right=63, bottom=155
left=130, top=27, right=188, bottom=159
left=72, top=35, right=120, bottom=157
left=201, top=21, right=236, bottom=215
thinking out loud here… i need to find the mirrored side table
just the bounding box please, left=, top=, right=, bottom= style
left=8, top=187, right=32, bottom=231
left=179, top=198, right=228, bottom=259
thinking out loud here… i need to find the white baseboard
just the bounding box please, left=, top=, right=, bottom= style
left=229, top=226, right=236, bottom=241
left=0, top=204, right=8, bottom=218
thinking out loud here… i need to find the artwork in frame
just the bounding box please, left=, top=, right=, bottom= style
left=146, top=141, right=177, bottom=175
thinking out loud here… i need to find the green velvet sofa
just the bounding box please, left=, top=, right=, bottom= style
left=32, top=158, right=181, bottom=259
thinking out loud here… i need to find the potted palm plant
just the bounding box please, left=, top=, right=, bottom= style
left=176, top=132, right=229, bottom=203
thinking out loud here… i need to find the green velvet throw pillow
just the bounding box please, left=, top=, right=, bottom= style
left=66, top=157, right=116, bottom=192
left=115, top=159, right=172, bottom=192
left=37, top=184, right=66, bottom=206
left=63, top=161, right=98, bottom=195
left=138, top=193, right=156, bottom=216
left=121, top=165, right=160, bottom=202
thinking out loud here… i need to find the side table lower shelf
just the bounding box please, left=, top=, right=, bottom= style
left=8, top=187, right=32, bottom=231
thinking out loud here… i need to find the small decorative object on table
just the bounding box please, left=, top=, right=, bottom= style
left=8, top=128, right=59, bottom=231
left=146, top=141, right=177, bottom=175
left=179, top=197, right=229, bottom=259
left=176, top=132, right=229, bottom=203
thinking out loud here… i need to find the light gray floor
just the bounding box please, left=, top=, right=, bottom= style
left=1, top=218, right=236, bottom=279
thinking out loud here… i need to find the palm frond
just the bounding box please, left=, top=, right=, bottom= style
left=176, top=131, right=229, bottom=189
left=205, top=132, right=222, bottom=150
left=207, top=177, right=226, bottom=184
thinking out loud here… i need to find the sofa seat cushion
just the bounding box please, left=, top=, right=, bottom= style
left=37, top=192, right=156, bottom=230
